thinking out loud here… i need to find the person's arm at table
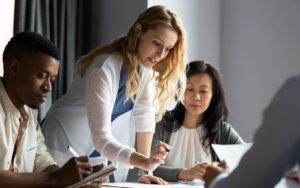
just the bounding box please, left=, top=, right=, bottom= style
left=134, top=72, right=170, bottom=185
left=135, top=132, right=168, bottom=185
left=0, top=156, right=92, bottom=188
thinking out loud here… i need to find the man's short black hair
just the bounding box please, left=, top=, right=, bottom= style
left=3, top=31, right=61, bottom=64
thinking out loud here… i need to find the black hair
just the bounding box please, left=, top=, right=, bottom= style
left=164, top=61, right=229, bottom=150
left=3, top=31, right=60, bottom=64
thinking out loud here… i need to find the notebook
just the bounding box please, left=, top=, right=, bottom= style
left=66, top=163, right=118, bottom=188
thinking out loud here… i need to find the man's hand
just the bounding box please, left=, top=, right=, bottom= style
left=177, top=163, right=208, bottom=181
left=50, top=156, right=93, bottom=187
left=203, top=160, right=231, bottom=188
left=144, top=141, right=171, bottom=171
left=138, top=174, right=168, bottom=185
left=286, top=168, right=299, bottom=183
left=82, top=163, right=108, bottom=187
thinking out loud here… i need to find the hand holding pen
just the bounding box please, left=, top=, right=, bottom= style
left=68, top=145, right=95, bottom=174
left=145, top=141, right=171, bottom=171
left=68, top=145, right=80, bottom=157
left=49, top=147, right=93, bottom=187
left=67, top=145, right=108, bottom=185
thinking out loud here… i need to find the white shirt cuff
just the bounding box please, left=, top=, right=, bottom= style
left=209, top=173, right=228, bottom=188
left=117, top=147, right=136, bottom=169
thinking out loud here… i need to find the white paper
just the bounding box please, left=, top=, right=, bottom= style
left=212, top=143, right=300, bottom=188
left=103, top=182, right=204, bottom=188
left=211, top=143, right=253, bottom=170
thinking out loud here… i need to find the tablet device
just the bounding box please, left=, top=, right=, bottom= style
left=66, top=163, right=118, bottom=188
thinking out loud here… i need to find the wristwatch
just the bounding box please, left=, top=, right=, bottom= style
left=138, top=170, right=153, bottom=177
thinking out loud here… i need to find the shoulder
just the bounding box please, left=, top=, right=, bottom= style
left=92, top=54, right=121, bottom=66
left=270, top=74, right=300, bottom=108
left=155, top=116, right=168, bottom=132
left=218, top=121, right=244, bottom=144
left=260, top=74, right=300, bottom=134
left=85, top=54, right=123, bottom=75
left=86, top=54, right=124, bottom=82
left=295, top=74, right=300, bottom=84
left=219, top=121, right=232, bottom=131
left=155, top=113, right=179, bottom=135
left=104, top=54, right=123, bottom=66
left=219, top=121, right=240, bottom=135
left=156, top=112, right=175, bottom=128
left=153, top=115, right=174, bottom=146
left=218, top=121, right=235, bottom=136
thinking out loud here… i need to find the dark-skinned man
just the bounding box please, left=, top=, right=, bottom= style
left=0, top=31, right=106, bottom=188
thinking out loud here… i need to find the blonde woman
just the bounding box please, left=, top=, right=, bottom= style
left=41, top=6, right=187, bottom=184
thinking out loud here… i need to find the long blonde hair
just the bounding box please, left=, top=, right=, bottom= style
left=76, top=5, right=187, bottom=122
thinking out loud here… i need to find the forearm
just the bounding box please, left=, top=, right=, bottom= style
left=129, top=151, right=148, bottom=170
left=153, top=165, right=183, bottom=182
left=129, top=132, right=154, bottom=170
left=136, top=132, right=153, bottom=171
left=0, top=170, right=56, bottom=188
left=137, top=132, right=153, bottom=157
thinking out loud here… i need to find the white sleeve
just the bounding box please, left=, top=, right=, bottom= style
left=134, top=71, right=156, bottom=133
left=211, top=76, right=300, bottom=188
left=86, top=69, right=135, bottom=168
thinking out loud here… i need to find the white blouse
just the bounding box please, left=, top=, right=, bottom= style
left=165, top=125, right=212, bottom=169
left=41, top=54, right=156, bottom=169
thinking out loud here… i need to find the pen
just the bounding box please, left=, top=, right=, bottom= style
left=195, top=161, right=199, bottom=165
left=165, top=144, right=171, bottom=152
left=67, top=146, right=94, bottom=175
left=67, top=145, right=79, bottom=157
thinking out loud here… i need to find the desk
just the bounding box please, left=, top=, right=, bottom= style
left=102, top=182, right=204, bottom=188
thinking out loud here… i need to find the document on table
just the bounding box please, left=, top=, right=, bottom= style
left=212, top=143, right=300, bottom=188
left=103, top=182, right=204, bottom=188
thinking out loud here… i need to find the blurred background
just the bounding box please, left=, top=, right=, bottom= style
left=1, top=0, right=300, bottom=181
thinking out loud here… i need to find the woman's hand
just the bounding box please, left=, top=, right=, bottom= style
left=177, top=163, right=208, bottom=181
left=138, top=174, right=168, bottom=185
left=144, top=141, right=171, bottom=171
